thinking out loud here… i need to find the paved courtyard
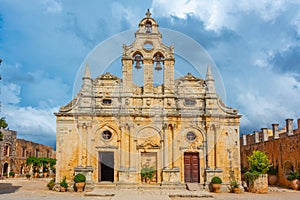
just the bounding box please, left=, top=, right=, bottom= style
left=0, top=178, right=300, bottom=200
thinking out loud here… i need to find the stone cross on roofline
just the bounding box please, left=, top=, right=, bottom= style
left=145, top=9, right=151, bottom=18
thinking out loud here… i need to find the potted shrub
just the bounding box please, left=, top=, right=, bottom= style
left=211, top=176, right=222, bottom=193
left=287, top=171, right=300, bottom=190
left=60, top=176, right=68, bottom=192
left=25, top=174, right=31, bottom=180
left=267, top=166, right=278, bottom=185
left=47, top=177, right=56, bottom=190
left=230, top=180, right=240, bottom=193
left=73, top=173, right=86, bottom=192
left=245, top=150, right=271, bottom=193
left=43, top=168, right=49, bottom=178
left=9, top=171, right=15, bottom=178
left=141, top=166, right=156, bottom=183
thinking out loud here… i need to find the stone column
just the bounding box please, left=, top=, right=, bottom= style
left=129, top=125, right=135, bottom=170
left=163, top=58, right=174, bottom=94
left=254, top=131, right=259, bottom=143
left=286, top=118, right=294, bottom=136
left=172, top=124, right=176, bottom=168
left=261, top=128, right=268, bottom=142
left=163, top=124, right=168, bottom=169
left=77, top=125, right=83, bottom=167
left=143, top=59, right=153, bottom=94
left=242, top=134, right=247, bottom=146
left=122, top=57, right=133, bottom=94
left=272, top=124, right=279, bottom=139
left=119, top=126, right=123, bottom=170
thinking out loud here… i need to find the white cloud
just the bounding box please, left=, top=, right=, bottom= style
left=2, top=83, right=21, bottom=105
left=235, top=71, right=300, bottom=131
left=44, top=0, right=62, bottom=14
left=152, top=0, right=289, bottom=31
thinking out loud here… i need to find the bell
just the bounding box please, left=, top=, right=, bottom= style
left=155, top=61, right=162, bottom=71
left=134, top=55, right=142, bottom=70
left=135, top=61, right=142, bottom=70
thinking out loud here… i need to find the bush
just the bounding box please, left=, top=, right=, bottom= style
left=211, top=176, right=222, bottom=184
left=267, top=166, right=278, bottom=175
left=287, top=171, right=300, bottom=181
left=60, top=176, right=68, bottom=189
left=73, top=173, right=86, bottom=183
left=244, top=171, right=260, bottom=187
left=9, top=171, right=15, bottom=177
left=25, top=174, right=31, bottom=178
left=47, top=178, right=56, bottom=190
left=248, top=150, right=272, bottom=174
left=141, top=166, right=155, bottom=181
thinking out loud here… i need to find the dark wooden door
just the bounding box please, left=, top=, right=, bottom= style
left=184, top=153, right=199, bottom=183
left=98, top=152, right=114, bottom=182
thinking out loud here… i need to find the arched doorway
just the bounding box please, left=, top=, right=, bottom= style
left=3, top=162, right=9, bottom=176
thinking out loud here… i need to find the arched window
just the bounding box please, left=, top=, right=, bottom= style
left=145, top=21, right=152, bottom=33
left=283, top=161, right=293, bottom=176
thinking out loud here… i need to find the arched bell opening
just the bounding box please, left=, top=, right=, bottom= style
left=153, top=53, right=164, bottom=86
left=132, top=52, right=144, bottom=86
left=145, top=20, right=152, bottom=33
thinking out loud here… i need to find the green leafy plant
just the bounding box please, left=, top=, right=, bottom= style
left=267, top=165, right=278, bottom=175
left=241, top=165, right=248, bottom=174
left=3, top=172, right=7, bottom=177
left=60, top=176, right=68, bottom=189
left=244, top=171, right=260, bottom=188
left=0, top=117, right=8, bottom=129
left=141, top=166, right=156, bottom=182
left=25, top=174, right=31, bottom=179
left=287, top=171, right=300, bottom=181
left=248, top=150, right=272, bottom=174
left=211, top=176, right=222, bottom=184
left=47, top=177, right=56, bottom=190
left=230, top=180, right=239, bottom=188
left=9, top=171, right=15, bottom=177
left=73, top=173, right=86, bottom=183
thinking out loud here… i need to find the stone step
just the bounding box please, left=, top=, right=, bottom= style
left=186, top=183, right=204, bottom=191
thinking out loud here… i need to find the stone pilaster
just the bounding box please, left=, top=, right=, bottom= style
left=143, top=59, right=153, bottom=94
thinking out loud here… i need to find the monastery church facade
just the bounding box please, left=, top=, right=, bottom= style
left=55, top=11, right=241, bottom=189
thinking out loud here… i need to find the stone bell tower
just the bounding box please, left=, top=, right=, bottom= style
left=122, top=9, right=175, bottom=95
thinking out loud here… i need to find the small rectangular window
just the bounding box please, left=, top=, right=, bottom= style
left=102, top=99, right=112, bottom=105
left=185, top=99, right=196, bottom=106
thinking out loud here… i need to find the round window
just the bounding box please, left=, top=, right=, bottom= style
left=144, top=42, right=153, bottom=50
left=186, top=132, right=196, bottom=141
left=102, top=130, right=112, bottom=140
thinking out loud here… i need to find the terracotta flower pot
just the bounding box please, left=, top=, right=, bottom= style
left=75, top=182, right=85, bottom=192
left=233, top=188, right=240, bottom=193
left=212, top=183, right=221, bottom=193
left=60, top=186, right=66, bottom=192
left=291, top=179, right=300, bottom=190
left=268, top=175, right=277, bottom=186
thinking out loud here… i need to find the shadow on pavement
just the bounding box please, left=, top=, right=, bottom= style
left=0, top=183, right=22, bottom=194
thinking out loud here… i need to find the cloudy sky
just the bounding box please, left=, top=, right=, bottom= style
left=1, top=0, right=300, bottom=148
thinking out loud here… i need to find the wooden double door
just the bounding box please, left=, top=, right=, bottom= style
left=184, top=152, right=199, bottom=183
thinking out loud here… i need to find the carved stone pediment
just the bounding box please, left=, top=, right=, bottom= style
left=137, top=139, right=160, bottom=149
left=180, top=73, right=201, bottom=81
left=99, top=72, right=119, bottom=80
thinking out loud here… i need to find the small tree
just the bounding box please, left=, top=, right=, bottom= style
left=0, top=117, right=8, bottom=141
left=248, top=150, right=272, bottom=174
left=0, top=117, right=8, bottom=129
